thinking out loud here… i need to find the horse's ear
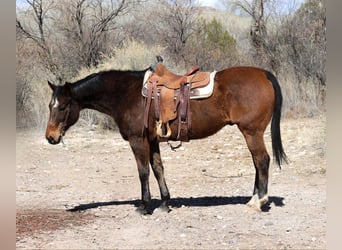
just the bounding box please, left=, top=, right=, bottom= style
left=48, top=81, right=57, bottom=91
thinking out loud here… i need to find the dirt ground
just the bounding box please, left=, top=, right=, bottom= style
left=16, top=117, right=326, bottom=249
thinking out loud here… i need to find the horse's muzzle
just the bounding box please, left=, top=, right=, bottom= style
left=45, top=123, right=64, bottom=145
left=46, top=135, right=61, bottom=145
left=46, top=136, right=60, bottom=144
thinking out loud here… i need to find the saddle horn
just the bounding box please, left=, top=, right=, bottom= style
left=151, top=55, right=164, bottom=72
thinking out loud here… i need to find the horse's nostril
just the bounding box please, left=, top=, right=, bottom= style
left=47, top=136, right=56, bottom=144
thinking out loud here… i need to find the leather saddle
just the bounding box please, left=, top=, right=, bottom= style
left=143, top=63, right=212, bottom=141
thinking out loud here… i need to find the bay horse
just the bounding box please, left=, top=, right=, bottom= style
left=45, top=66, right=287, bottom=214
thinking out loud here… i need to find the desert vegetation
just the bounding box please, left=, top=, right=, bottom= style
left=16, top=0, right=326, bottom=130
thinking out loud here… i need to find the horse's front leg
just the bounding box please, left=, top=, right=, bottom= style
left=150, top=140, right=171, bottom=212
left=129, top=136, right=152, bottom=215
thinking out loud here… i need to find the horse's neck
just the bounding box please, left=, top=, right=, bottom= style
left=71, top=71, right=141, bottom=115
left=71, top=74, right=111, bottom=113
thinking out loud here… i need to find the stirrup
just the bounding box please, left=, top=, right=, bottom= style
left=167, top=141, right=183, bottom=151
left=156, top=121, right=171, bottom=138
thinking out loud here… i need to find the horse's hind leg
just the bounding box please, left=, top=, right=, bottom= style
left=240, top=128, right=270, bottom=211
left=150, top=140, right=171, bottom=212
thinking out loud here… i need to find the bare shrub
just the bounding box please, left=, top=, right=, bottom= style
left=16, top=38, right=55, bottom=129
left=268, top=0, right=326, bottom=117
left=282, top=0, right=326, bottom=88
left=141, top=0, right=201, bottom=69
left=281, top=74, right=324, bottom=118
left=54, top=0, right=142, bottom=69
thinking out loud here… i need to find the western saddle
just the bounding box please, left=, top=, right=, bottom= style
left=143, top=63, right=211, bottom=142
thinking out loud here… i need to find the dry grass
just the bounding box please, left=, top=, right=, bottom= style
left=74, top=40, right=165, bottom=81
left=280, top=115, right=326, bottom=174
left=280, top=75, right=326, bottom=118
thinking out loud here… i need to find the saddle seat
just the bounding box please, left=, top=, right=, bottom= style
left=151, top=63, right=210, bottom=89
left=143, top=63, right=213, bottom=141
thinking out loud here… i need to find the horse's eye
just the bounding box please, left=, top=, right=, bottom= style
left=58, top=105, right=67, bottom=111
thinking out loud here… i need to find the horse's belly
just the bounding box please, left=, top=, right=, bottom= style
left=166, top=110, right=227, bottom=141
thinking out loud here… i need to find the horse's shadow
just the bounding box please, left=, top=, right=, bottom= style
left=67, top=196, right=284, bottom=213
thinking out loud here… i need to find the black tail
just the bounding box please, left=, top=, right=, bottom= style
left=266, top=71, right=288, bottom=168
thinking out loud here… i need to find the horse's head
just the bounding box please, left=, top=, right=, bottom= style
left=45, top=81, right=80, bottom=144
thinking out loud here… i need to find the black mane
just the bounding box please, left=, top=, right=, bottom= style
left=69, top=68, right=149, bottom=97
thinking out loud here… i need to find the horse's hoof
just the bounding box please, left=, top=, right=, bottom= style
left=247, top=194, right=269, bottom=212
left=259, top=195, right=269, bottom=207
left=155, top=204, right=172, bottom=213
left=135, top=205, right=151, bottom=215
